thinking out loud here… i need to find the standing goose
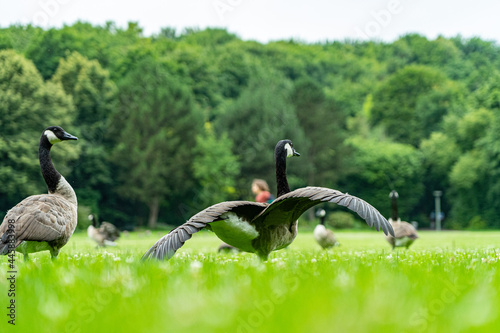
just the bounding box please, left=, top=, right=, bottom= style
left=87, top=214, right=121, bottom=247
left=143, top=140, right=393, bottom=261
left=314, top=209, right=339, bottom=249
left=0, top=126, right=78, bottom=259
left=385, top=190, right=418, bottom=249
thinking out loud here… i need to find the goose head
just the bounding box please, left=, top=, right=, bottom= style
left=316, top=209, right=326, bottom=218
left=275, top=139, right=300, bottom=159
left=88, top=214, right=99, bottom=227
left=389, top=190, right=399, bottom=199
left=43, top=126, right=78, bottom=145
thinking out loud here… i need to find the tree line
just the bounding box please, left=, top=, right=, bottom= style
left=1, top=22, right=500, bottom=230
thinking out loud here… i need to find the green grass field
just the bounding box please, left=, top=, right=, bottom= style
left=1, top=230, right=499, bottom=332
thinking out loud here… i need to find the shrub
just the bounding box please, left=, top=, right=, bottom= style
left=76, top=205, right=92, bottom=231
left=467, top=215, right=487, bottom=230
left=325, top=211, right=356, bottom=229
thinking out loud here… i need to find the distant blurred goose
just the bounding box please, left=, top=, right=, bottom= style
left=87, top=214, right=120, bottom=247
left=143, top=139, right=393, bottom=261
left=385, top=190, right=418, bottom=249
left=314, top=209, right=339, bottom=249
left=0, top=126, right=78, bottom=259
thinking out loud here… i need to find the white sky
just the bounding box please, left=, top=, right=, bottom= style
left=1, top=0, right=499, bottom=43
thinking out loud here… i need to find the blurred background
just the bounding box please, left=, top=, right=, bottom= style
left=1, top=0, right=500, bottom=231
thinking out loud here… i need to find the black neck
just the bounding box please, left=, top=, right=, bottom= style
left=391, top=196, right=399, bottom=221
left=320, top=217, right=326, bottom=225
left=275, top=148, right=290, bottom=197
left=39, top=135, right=61, bottom=193
left=91, top=216, right=98, bottom=227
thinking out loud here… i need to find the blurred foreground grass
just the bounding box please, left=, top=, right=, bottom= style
left=1, top=230, right=499, bottom=332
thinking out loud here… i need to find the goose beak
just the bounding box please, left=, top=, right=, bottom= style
left=62, top=132, right=78, bottom=140
left=293, top=149, right=300, bottom=157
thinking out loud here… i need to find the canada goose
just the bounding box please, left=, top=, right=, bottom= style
left=87, top=214, right=121, bottom=247
left=314, top=209, right=339, bottom=249
left=0, top=126, right=78, bottom=259
left=385, top=190, right=418, bottom=249
left=143, top=140, right=393, bottom=261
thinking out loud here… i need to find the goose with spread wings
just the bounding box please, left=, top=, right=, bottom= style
left=143, top=140, right=394, bottom=261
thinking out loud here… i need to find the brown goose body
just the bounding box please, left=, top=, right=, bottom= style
left=0, top=127, right=78, bottom=259
left=313, top=209, right=339, bottom=249
left=385, top=190, right=418, bottom=249
left=87, top=215, right=121, bottom=247
left=143, top=140, right=393, bottom=261
left=385, top=219, right=418, bottom=249
left=314, top=225, right=339, bottom=249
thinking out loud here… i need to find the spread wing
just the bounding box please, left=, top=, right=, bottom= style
left=0, top=195, right=74, bottom=253
left=142, top=201, right=267, bottom=261
left=253, top=186, right=394, bottom=236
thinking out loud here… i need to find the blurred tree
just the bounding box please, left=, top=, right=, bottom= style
left=342, top=136, right=423, bottom=221
left=471, top=109, right=500, bottom=228
left=51, top=51, right=117, bottom=217
left=3, top=23, right=500, bottom=229
left=25, top=22, right=145, bottom=80
left=169, top=42, right=222, bottom=109
left=421, top=132, right=460, bottom=187
left=157, top=27, right=177, bottom=40
left=419, top=132, right=461, bottom=227
left=371, top=65, right=448, bottom=146
left=0, top=25, right=43, bottom=53
left=414, top=81, right=468, bottom=138
left=216, top=72, right=309, bottom=196
left=192, top=122, right=240, bottom=208
left=111, top=57, right=203, bottom=228
left=213, top=41, right=258, bottom=101
left=0, top=50, right=77, bottom=211
left=25, top=27, right=79, bottom=80
left=180, top=28, right=237, bottom=46
left=291, top=78, right=345, bottom=188
left=388, top=34, right=461, bottom=71
left=447, top=150, right=489, bottom=227
left=473, top=73, right=500, bottom=110
left=454, top=108, right=494, bottom=150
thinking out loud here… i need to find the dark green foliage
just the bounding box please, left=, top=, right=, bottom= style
left=111, top=57, right=203, bottom=227
left=325, top=211, right=356, bottom=229
left=371, top=65, right=449, bottom=146
left=216, top=72, right=309, bottom=196
left=0, top=50, right=76, bottom=209
left=3, top=23, right=500, bottom=229
left=50, top=52, right=116, bottom=219
left=291, top=78, right=346, bottom=190
left=342, top=136, right=424, bottom=221
left=192, top=124, right=240, bottom=207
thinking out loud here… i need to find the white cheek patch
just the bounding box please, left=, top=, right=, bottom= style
left=285, top=143, right=293, bottom=157
left=44, top=130, right=61, bottom=144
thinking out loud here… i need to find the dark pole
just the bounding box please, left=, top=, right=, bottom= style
left=433, top=191, right=442, bottom=231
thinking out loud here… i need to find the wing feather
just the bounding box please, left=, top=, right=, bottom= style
left=142, top=201, right=267, bottom=261
left=255, top=187, right=394, bottom=236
